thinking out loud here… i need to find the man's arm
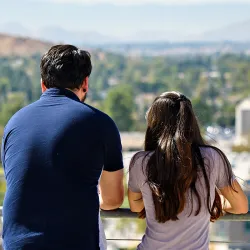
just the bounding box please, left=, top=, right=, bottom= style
left=99, top=169, right=124, bottom=210
left=99, top=115, right=124, bottom=210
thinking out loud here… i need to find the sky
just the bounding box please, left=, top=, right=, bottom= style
left=1, top=0, right=250, bottom=38
left=30, top=0, right=250, bottom=4
left=29, top=0, right=250, bottom=4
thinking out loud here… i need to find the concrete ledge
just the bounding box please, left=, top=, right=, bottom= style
left=0, top=207, right=249, bottom=221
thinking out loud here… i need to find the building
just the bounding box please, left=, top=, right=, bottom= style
left=235, top=98, right=250, bottom=145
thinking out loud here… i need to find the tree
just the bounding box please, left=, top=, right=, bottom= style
left=0, top=77, right=10, bottom=102
left=192, top=97, right=213, bottom=127
left=0, top=92, right=27, bottom=126
left=103, top=84, right=135, bottom=131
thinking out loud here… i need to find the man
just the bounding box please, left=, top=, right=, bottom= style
left=1, top=45, right=124, bottom=250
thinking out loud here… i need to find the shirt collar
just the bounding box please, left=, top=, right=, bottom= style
left=41, top=88, right=81, bottom=103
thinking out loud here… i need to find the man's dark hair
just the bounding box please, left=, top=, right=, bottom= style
left=40, top=44, right=92, bottom=89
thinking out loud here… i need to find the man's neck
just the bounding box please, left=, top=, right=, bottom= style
left=66, top=88, right=83, bottom=101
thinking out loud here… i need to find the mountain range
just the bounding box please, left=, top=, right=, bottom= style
left=0, top=19, right=250, bottom=44
left=193, top=19, right=250, bottom=42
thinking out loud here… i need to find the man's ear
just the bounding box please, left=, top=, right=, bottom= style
left=82, top=77, right=89, bottom=93
left=41, top=79, right=47, bottom=93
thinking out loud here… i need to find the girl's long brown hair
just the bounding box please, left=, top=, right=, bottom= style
left=132, top=91, right=235, bottom=223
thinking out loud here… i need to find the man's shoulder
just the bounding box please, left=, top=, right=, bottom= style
left=5, top=101, right=38, bottom=127
left=83, top=104, right=120, bottom=141
left=83, top=103, right=115, bottom=125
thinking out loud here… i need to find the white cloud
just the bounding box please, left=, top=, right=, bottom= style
left=34, top=0, right=250, bottom=5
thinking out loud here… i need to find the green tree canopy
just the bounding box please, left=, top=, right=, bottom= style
left=0, top=92, right=27, bottom=126
left=103, top=84, right=135, bottom=131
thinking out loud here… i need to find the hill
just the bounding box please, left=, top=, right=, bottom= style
left=1, top=18, right=250, bottom=44
left=0, top=33, right=53, bottom=56
left=195, top=19, right=250, bottom=42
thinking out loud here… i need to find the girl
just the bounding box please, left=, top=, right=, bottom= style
left=128, top=91, right=248, bottom=250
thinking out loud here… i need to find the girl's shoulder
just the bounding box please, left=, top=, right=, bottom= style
left=131, top=151, right=153, bottom=166
left=199, top=146, right=224, bottom=162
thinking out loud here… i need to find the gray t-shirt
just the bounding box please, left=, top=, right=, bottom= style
left=128, top=147, right=234, bottom=250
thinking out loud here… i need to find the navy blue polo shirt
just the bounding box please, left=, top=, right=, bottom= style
left=1, top=88, right=124, bottom=250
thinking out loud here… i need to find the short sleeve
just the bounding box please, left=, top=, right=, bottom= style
left=128, top=152, right=146, bottom=193
left=211, top=148, right=235, bottom=189
left=103, top=116, right=124, bottom=172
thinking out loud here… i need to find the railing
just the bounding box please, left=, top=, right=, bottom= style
left=0, top=207, right=249, bottom=246
left=0, top=206, right=248, bottom=220
left=100, top=209, right=250, bottom=247
left=100, top=208, right=250, bottom=221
